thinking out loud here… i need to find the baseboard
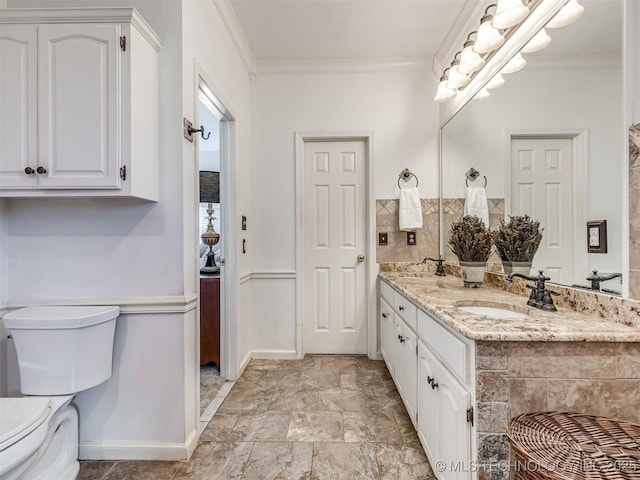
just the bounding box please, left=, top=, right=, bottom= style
left=238, top=350, right=252, bottom=378
left=79, top=440, right=194, bottom=461
left=251, top=349, right=298, bottom=360
left=184, top=427, right=199, bottom=460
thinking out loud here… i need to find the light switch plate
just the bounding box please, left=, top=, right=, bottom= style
left=407, top=231, right=416, bottom=246
left=378, top=233, right=388, bottom=245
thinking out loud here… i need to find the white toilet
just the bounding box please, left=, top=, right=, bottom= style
left=0, top=306, right=119, bottom=480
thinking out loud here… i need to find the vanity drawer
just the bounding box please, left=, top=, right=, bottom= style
left=418, top=310, right=469, bottom=384
left=394, top=290, right=417, bottom=331
left=380, top=280, right=395, bottom=305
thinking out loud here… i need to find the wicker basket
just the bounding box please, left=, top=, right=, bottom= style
left=507, top=412, right=640, bottom=480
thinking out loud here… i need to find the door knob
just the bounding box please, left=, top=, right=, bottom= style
left=357, top=255, right=365, bottom=262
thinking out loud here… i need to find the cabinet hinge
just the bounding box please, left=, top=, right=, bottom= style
left=466, top=407, right=474, bottom=427
left=416, top=345, right=418, bottom=355
left=120, top=36, right=127, bottom=52
left=120, top=165, right=127, bottom=181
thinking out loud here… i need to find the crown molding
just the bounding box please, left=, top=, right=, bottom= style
left=254, top=57, right=431, bottom=75
left=212, top=0, right=256, bottom=74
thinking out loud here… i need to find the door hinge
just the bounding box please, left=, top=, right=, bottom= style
left=120, top=36, right=127, bottom=51
left=120, top=165, right=127, bottom=181
left=466, top=407, right=474, bottom=427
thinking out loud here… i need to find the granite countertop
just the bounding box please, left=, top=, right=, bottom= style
left=380, top=272, right=640, bottom=342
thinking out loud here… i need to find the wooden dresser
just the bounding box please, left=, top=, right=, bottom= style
left=200, top=273, right=220, bottom=367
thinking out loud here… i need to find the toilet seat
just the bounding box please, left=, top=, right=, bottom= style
left=0, top=397, right=51, bottom=451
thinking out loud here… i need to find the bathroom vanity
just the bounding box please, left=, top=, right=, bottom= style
left=379, top=272, right=640, bottom=480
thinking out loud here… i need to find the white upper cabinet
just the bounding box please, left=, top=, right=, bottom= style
left=0, top=9, right=161, bottom=200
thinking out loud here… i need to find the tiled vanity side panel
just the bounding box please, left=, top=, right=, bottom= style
left=507, top=342, right=640, bottom=424
left=629, top=124, right=640, bottom=299
left=443, top=198, right=504, bottom=270
left=376, top=198, right=440, bottom=263
left=475, top=342, right=510, bottom=480
left=476, top=341, right=640, bottom=480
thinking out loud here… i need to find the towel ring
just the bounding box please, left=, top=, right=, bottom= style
left=466, top=175, right=487, bottom=188
left=398, top=170, right=419, bottom=189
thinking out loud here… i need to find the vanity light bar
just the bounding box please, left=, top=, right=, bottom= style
left=433, top=0, right=584, bottom=104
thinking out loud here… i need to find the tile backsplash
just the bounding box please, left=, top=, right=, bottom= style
left=376, top=197, right=505, bottom=264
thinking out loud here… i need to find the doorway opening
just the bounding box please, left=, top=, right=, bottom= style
left=196, top=78, right=234, bottom=421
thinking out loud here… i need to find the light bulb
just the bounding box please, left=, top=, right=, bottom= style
left=521, top=28, right=551, bottom=53
left=433, top=70, right=457, bottom=103
left=501, top=52, right=526, bottom=74
left=446, top=59, right=471, bottom=90
left=546, top=0, right=584, bottom=28
left=473, top=13, right=505, bottom=54
left=459, top=39, right=485, bottom=75
left=492, top=0, right=529, bottom=30
left=473, top=88, right=491, bottom=101
left=485, top=73, right=505, bottom=89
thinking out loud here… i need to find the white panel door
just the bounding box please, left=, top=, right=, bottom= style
left=511, top=138, right=573, bottom=284
left=303, top=140, right=367, bottom=354
left=0, top=26, right=38, bottom=188
left=38, top=24, right=121, bottom=189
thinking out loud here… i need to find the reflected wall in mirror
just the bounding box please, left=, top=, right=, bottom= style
left=441, top=0, right=623, bottom=294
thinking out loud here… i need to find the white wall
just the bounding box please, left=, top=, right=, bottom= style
left=442, top=66, right=623, bottom=278
left=249, top=70, right=439, bottom=354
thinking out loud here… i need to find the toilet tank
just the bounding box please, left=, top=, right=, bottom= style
left=2, top=306, right=119, bottom=395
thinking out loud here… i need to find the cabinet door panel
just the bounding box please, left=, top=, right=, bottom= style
left=418, top=340, right=439, bottom=462
left=380, top=298, right=395, bottom=376
left=432, top=357, right=472, bottom=480
left=0, top=26, right=38, bottom=188
left=38, top=24, right=120, bottom=189
left=395, top=318, right=417, bottom=427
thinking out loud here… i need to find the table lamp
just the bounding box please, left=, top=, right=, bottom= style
left=200, top=171, right=220, bottom=273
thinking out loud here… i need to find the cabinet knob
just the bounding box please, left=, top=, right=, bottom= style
left=399, top=306, right=405, bottom=311
left=398, top=335, right=405, bottom=343
left=382, top=313, right=388, bottom=318
left=36, top=166, right=47, bottom=174
left=431, top=379, right=439, bottom=390
left=24, top=167, right=35, bottom=175
left=427, top=376, right=434, bottom=385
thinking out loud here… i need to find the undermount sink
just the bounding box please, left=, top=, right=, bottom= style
left=456, top=305, right=527, bottom=319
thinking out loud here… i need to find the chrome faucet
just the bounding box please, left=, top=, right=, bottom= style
left=505, top=270, right=559, bottom=312
left=422, top=256, right=446, bottom=276
left=586, top=270, right=622, bottom=291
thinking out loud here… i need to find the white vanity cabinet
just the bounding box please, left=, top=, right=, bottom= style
left=0, top=8, right=161, bottom=200
left=379, top=279, right=475, bottom=480
left=379, top=280, right=418, bottom=427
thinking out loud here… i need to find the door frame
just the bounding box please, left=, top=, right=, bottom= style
left=194, top=62, right=238, bottom=382
left=294, top=133, right=378, bottom=359
left=505, top=129, right=589, bottom=282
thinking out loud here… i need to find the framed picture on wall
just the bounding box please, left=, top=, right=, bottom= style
left=587, top=220, right=607, bottom=253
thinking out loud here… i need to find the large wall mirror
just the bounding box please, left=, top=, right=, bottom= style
left=441, top=0, right=624, bottom=294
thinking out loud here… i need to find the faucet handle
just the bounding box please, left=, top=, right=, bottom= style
left=541, top=289, right=559, bottom=311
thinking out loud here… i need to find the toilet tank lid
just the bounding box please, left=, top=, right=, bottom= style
left=2, top=306, right=120, bottom=329
left=0, top=397, right=51, bottom=449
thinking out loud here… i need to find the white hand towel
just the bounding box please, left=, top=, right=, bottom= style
left=399, top=187, right=423, bottom=231
left=464, top=187, right=490, bottom=226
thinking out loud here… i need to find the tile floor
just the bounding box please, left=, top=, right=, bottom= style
left=78, top=355, right=435, bottom=479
